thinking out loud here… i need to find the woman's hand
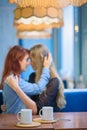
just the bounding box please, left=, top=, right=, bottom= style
left=5, top=74, right=19, bottom=91
left=1, top=104, right=7, bottom=112
left=42, top=53, right=52, bottom=68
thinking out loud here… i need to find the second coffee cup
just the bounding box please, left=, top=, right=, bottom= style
left=39, top=106, right=53, bottom=121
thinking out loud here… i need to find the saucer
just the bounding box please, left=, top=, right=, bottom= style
left=33, top=118, right=57, bottom=124
left=16, top=121, right=41, bottom=128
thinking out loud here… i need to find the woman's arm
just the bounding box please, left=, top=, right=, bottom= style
left=6, top=75, right=37, bottom=114
left=15, top=85, right=37, bottom=114
left=1, top=104, right=7, bottom=112
left=5, top=54, right=52, bottom=95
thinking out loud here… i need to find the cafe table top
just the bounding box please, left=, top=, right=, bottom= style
left=0, top=112, right=87, bottom=130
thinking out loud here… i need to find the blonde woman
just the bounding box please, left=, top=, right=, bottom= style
left=5, top=44, right=66, bottom=114
left=29, top=44, right=66, bottom=113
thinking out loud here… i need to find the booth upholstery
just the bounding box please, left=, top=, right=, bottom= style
left=0, top=89, right=87, bottom=113
left=61, top=89, right=87, bottom=112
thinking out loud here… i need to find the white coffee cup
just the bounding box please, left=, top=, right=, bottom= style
left=39, top=106, right=53, bottom=120
left=17, top=109, right=32, bottom=124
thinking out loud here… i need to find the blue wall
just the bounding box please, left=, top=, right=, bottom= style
left=0, top=0, right=18, bottom=82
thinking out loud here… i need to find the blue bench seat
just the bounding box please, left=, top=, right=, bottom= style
left=61, top=89, right=87, bottom=112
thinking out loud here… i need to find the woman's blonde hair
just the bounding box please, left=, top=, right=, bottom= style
left=30, top=44, right=66, bottom=108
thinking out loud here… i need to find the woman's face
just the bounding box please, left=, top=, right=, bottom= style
left=19, top=54, right=30, bottom=72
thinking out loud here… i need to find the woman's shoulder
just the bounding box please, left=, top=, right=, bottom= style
left=50, top=77, right=59, bottom=83
left=47, top=77, right=59, bottom=87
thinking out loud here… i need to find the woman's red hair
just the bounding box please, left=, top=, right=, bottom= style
left=0, top=45, right=29, bottom=89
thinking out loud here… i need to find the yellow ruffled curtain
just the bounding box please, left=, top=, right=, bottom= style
left=9, top=0, right=64, bottom=38
left=8, top=0, right=87, bottom=38
left=9, top=0, right=87, bottom=7
left=14, top=6, right=63, bottom=31
left=17, top=29, right=52, bottom=39
left=9, top=0, right=61, bottom=7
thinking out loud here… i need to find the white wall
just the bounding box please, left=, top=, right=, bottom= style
left=61, top=6, right=74, bottom=79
